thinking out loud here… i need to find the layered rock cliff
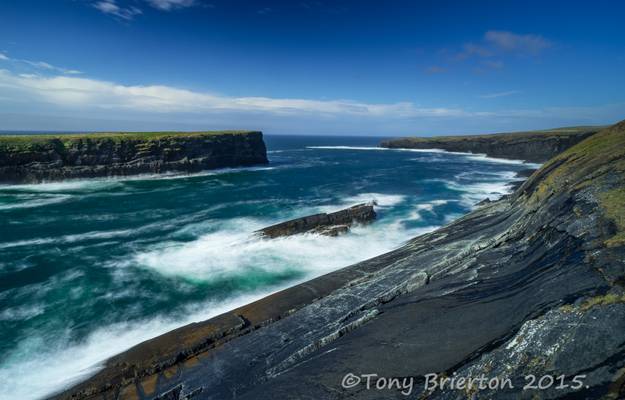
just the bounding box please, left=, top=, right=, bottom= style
left=380, top=126, right=602, bottom=163
left=0, top=131, right=268, bottom=184
left=57, top=121, right=625, bottom=400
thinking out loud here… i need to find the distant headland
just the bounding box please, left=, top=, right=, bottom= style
left=380, top=126, right=602, bottom=163
left=0, top=131, right=268, bottom=184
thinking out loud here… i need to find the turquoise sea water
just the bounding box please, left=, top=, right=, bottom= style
left=0, top=135, right=538, bottom=399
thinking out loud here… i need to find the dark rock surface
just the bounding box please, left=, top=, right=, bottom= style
left=0, top=131, right=268, bottom=183
left=380, top=127, right=601, bottom=163
left=56, top=121, right=625, bottom=400
left=257, top=203, right=376, bottom=238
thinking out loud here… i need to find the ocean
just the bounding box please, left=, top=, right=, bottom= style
left=0, top=135, right=538, bottom=399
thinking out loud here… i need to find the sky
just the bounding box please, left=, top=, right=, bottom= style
left=1, top=0, right=624, bottom=136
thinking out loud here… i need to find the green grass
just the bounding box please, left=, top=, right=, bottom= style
left=521, top=120, right=625, bottom=246
left=0, top=130, right=259, bottom=149
left=385, top=126, right=604, bottom=143
left=600, top=188, right=625, bottom=247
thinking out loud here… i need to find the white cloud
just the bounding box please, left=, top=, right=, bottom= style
left=93, top=0, right=142, bottom=20
left=0, top=53, right=81, bottom=75
left=0, top=69, right=472, bottom=118
left=485, top=31, right=551, bottom=54
left=480, top=90, right=519, bottom=99
left=146, top=0, right=196, bottom=10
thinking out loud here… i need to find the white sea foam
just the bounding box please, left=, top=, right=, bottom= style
left=0, top=291, right=283, bottom=400
left=0, top=304, right=45, bottom=321
left=455, top=170, right=519, bottom=181
left=444, top=179, right=513, bottom=207
left=342, top=192, right=406, bottom=207
left=0, top=229, right=134, bottom=250
left=0, top=199, right=440, bottom=400
left=134, top=211, right=429, bottom=282
left=306, top=145, right=457, bottom=154
left=0, top=194, right=72, bottom=210
left=1, top=180, right=124, bottom=193
left=0, top=165, right=277, bottom=193
left=407, top=199, right=449, bottom=221
left=307, top=145, right=386, bottom=151
left=306, top=145, right=542, bottom=167
left=464, top=153, right=541, bottom=167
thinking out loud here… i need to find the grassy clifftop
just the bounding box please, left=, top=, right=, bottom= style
left=0, top=130, right=260, bottom=150
left=518, top=119, right=625, bottom=246
left=380, top=125, right=603, bottom=163
left=0, top=130, right=267, bottom=183
left=384, top=126, right=602, bottom=143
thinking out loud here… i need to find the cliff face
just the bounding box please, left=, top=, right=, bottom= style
left=57, top=122, right=625, bottom=400
left=0, top=131, right=268, bottom=184
left=380, top=126, right=601, bottom=163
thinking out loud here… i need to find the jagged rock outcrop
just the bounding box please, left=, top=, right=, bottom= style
left=257, top=203, right=376, bottom=238
left=56, top=121, right=625, bottom=400
left=0, top=131, right=268, bottom=184
left=380, top=126, right=601, bottom=163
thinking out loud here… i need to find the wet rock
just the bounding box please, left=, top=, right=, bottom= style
left=56, top=121, right=625, bottom=400
left=257, top=203, right=376, bottom=238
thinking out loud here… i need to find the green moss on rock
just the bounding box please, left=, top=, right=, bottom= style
left=519, top=119, right=625, bottom=246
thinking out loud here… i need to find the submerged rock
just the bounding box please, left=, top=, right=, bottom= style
left=256, top=203, right=376, bottom=238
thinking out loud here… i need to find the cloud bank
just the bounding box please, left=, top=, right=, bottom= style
left=0, top=69, right=472, bottom=118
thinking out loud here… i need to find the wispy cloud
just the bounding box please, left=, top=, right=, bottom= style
left=480, top=90, right=520, bottom=99
left=93, top=0, right=142, bottom=20
left=146, top=0, right=197, bottom=11
left=451, top=30, right=551, bottom=64
left=93, top=0, right=202, bottom=20
left=485, top=30, right=552, bottom=54
left=0, top=53, right=81, bottom=75
left=0, top=69, right=472, bottom=118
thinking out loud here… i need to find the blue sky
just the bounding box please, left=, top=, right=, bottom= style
left=1, top=0, right=624, bottom=135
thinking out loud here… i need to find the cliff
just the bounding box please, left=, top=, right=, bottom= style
left=0, top=131, right=268, bottom=184
left=56, top=121, right=625, bottom=400
left=380, top=126, right=602, bottom=163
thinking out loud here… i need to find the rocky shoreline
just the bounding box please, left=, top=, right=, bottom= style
left=55, top=122, right=625, bottom=400
left=380, top=126, right=601, bottom=163
left=0, top=131, right=268, bottom=184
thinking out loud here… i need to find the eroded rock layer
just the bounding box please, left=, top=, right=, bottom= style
left=0, top=131, right=268, bottom=183
left=57, top=121, right=625, bottom=400
left=380, top=126, right=601, bottom=163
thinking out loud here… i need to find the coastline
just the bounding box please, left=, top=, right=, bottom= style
left=0, top=131, right=268, bottom=184
left=379, top=126, right=601, bottom=163
left=53, top=148, right=547, bottom=399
